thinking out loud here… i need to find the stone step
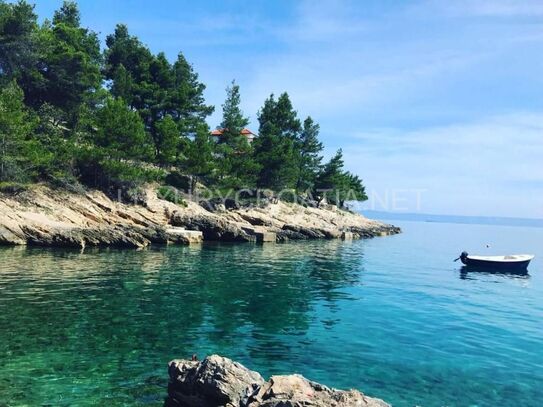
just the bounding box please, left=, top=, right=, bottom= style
left=241, top=226, right=277, bottom=243
left=165, top=227, right=203, bottom=244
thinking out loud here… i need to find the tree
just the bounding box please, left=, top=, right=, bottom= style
left=171, top=52, right=214, bottom=134
left=183, top=124, right=216, bottom=189
left=34, top=102, right=74, bottom=178
left=154, top=115, right=181, bottom=166
left=52, top=0, right=79, bottom=27
left=0, top=0, right=38, bottom=80
left=0, top=81, right=37, bottom=181
left=214, top=80, right=259, bottom=187
left=253, top=93, right=301, bottom=190
left=295, top=116, right=323, bottom=191
left=104, top=28, right=214, bottom=161
left=219, top=80, right=249, bottom=146
left=314, top=149, right=367, bottom=207
left=19, top=1, right=102, bottom=126
left=95, top=97, right=150, bottom=161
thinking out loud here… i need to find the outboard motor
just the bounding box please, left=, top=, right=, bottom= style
left=454, top=251, right=469, bottom=263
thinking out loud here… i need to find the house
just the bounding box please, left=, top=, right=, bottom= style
left=210, top=128, right=258, bottom=143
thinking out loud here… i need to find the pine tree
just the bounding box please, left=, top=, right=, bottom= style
left=253, top=93, right=301, bottom=190
left=0, top=0, right=38, bottom=80
left=154, top=115, right=180, bottom=166
left=95, top=97, right=151, bottom=161
left=314, top=149, right=367, bottom=207
left=183, top=123, right=216, bottom=189
left=0, top=81, right=37, bottom=181
left=214, top=80, right=259, bottom=187
left=171, top=52, right=214, bottom=134
left=219, top=80, right=249, bottom=145
left=295, top=116, right=323, bottom=191
left=27, top=1, right=102, bottom=125
left=104, top=31, right=214, bottom=163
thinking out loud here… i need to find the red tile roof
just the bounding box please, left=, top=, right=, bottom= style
left=210, top=128, right=257, bottom=137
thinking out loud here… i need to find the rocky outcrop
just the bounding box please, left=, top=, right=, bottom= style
left=171, top=212, right=255, bottom=242
left=0, top=184, right=399, bottom=248
left=0, top=185, right=204, bottom=248
left=166, top=356, right=265, bottom=407
left=165, top=355, right=389, bottom=407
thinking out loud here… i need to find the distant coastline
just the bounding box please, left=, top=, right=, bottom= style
left=362, top=210, right=543, bottom=228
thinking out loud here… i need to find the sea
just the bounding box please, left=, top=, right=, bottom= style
left=1, top=220, right=542, bottom=406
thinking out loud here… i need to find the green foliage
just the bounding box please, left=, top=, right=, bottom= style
left=154, top=115, right=180, bottom=165
left=183, top=124, right=215, bottom=186
left=157, top=185, right=187, bottom=206
left=0, top=3, right=368, bottom=204
left=95, top=97, right=151, bottom=160
left=0, top=0, right=38, bottom=80
left=22, top=1, right=102, bottom=126
left=0, top=181, right=28, bottom=194
left=219, top=80, right=249, bottom=146
left=253, top=93, right=301, bottom=190
left=104, top=26, right=213, bottom=162
left=295, top=116, right=323, bottom=191
left=171, top=53, right=214, bottom=133
left=314, top=149, right=367, bottom=207
left=214, top=80, right=259, bottom=188
left=0, top=81, right=38, bottom=181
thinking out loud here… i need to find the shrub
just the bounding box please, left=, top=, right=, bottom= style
left=157, top=185, right=187, bottom=207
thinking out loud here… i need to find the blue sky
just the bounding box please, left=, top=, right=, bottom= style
left=33, top=0, right=543, bottom=217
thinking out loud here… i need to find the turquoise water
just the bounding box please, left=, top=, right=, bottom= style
left=1, top=221, right=542, bottom=406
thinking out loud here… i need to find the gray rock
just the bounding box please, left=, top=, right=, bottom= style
left=19, top=224, right=151, bottom=248
left=245, top=374, right=390, bottom=407
left=165, top=356, right=390, bottom=407
left=0, top=225, right=26, bottom=245
left=166, top=355, right=265, bottom=407
left=171, top=212, right=255, bottom=242
left=281, top=224, right=340, bottom=239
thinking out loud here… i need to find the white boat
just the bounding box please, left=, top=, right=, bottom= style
left=455, top=251, right=534, bottom=273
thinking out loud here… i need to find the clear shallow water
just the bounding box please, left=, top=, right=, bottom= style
left=0, top=221, right=542, bottom=407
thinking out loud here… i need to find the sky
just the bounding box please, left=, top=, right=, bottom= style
left=32, top=0, right=543, bottom=218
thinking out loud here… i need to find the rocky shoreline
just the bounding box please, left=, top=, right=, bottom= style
left=0, top=184, right=400, bottom=248
left=165, top=355, right=390, bottom=407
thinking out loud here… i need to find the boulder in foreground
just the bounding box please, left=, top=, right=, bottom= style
left=165, top=355, right=390, bottom=407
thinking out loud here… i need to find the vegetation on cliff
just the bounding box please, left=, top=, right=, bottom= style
left=0, top=1, right=367, bottom=207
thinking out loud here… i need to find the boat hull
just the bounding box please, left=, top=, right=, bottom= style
left=461, top=257, right=531, bottom=273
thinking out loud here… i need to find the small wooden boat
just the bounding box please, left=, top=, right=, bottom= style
left=455, top=251, right=534, bottom=272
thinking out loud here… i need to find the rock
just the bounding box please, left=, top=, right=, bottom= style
left=0, top=224, right=26, bottom=245
left=200, top=198, right=241, bottom=212
left=350, top=224, right=400, bottom=239
left=165, top=355, right=390, bottom=407
left=0, top=184, right=400, bottom=248
left=165, top=227, right=203, bottom=244
left=282, top=224, right=325, bottom=239
left=166, top=355, right=265, bottom=407
left=280, top=224, right=339, bottom=239
left=245, top=374, right=389, bottom=407
left=241, top=227, right=276, bottom=243
left=341, top=231, right=353, bottom=240
left=20, top=224, right=150, bottom=248
left=171, top=212, right=255, bottom=242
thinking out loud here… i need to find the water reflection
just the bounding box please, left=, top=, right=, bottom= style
left=0, top=242, right=365, bottom=405
left=459, top=265, right=531, bottom=280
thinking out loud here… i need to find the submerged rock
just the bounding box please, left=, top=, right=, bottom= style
left=165, top=355, right=390, bottom=407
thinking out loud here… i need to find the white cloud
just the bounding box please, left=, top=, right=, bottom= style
left=343, top=113, right=543, bottom=217
left=432, top=0, right=543, bottom=17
